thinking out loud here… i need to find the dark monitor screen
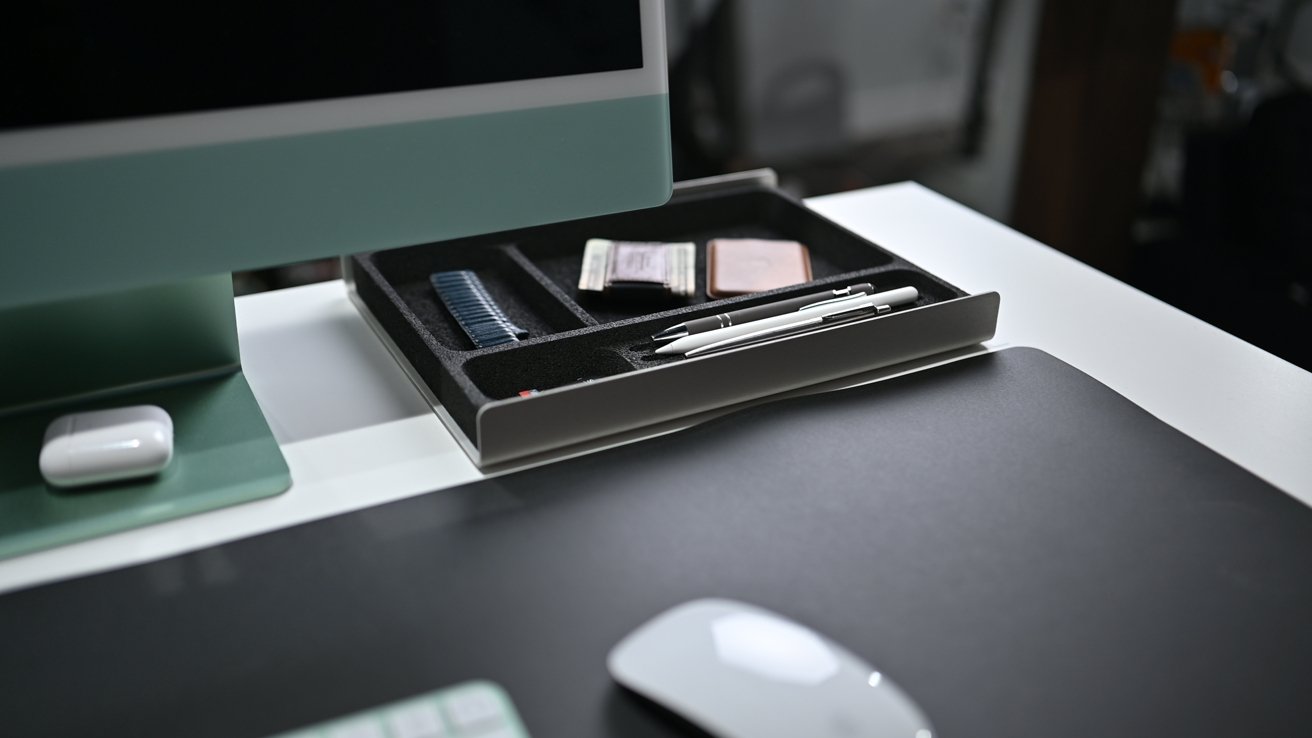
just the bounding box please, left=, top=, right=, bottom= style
left=1, top=1, right=643, bottom=131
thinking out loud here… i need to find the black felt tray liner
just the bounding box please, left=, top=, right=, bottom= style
left=350, top=186, right=969, bottom=443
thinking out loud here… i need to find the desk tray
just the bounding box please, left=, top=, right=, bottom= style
left=346, top=170, right=999, bottom=467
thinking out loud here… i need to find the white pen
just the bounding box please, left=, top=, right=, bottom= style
left=684, top=301, right=889, bottom=357
left=655, top=286, right=920, bottom=356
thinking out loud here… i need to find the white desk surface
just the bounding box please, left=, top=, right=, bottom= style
left=3, top=181, right=1310, bottom=594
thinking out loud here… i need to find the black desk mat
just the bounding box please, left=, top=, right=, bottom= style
left=3, top=348, right=1310, bottom=737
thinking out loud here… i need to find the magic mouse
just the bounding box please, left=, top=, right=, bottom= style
left=608, top=598, right=936, bottom=738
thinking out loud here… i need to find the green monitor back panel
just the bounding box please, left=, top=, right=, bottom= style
left=0, top=1, right=672, bottom=558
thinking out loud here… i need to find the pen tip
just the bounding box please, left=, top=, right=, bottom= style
left=651, top=327, right=687, bottom=343
left=654, top=344, right=679, bottom=356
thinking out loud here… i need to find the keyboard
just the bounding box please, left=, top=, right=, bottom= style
left=271, top=680, right=531, bottom=738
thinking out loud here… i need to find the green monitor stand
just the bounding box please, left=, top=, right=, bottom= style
left=0, top=274, right=291, bottom=560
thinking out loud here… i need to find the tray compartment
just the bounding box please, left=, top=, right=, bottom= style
left=515, top=190, right=895, bottom=324
left=615, top=267, right=964, bottom=369
left=371, top=245, right=588, bottom=351
left=465, top=346, right=638, bottom=400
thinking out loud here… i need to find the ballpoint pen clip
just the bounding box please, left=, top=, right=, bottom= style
left=820, top=302, right=892, bottom=322
left=796, top=290, right=870, bottom=312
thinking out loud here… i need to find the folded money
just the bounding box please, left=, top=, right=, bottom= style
left=578, top=238, right=696, bottom=299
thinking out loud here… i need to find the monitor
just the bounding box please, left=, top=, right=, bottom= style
left=0, top=1, right=671, bottom=557
left=0, top=0, right=671, bottom=309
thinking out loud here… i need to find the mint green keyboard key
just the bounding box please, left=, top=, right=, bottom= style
left=269, top=680, right=531, bottom=738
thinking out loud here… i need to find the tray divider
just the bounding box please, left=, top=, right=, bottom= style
left=502, top=245, right=599, bottom=327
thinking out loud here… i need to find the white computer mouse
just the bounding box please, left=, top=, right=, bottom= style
left=608, top=598, right=936, bottom=738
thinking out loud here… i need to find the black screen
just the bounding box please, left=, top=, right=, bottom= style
left=1, top=1, right=642, bottom=131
